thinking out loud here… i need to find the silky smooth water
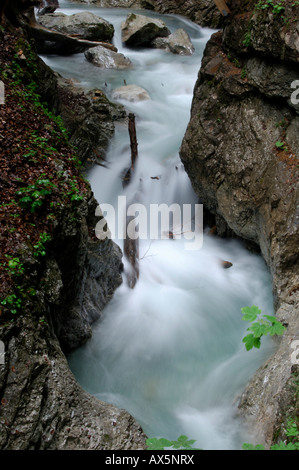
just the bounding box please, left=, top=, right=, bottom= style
left=42, top=1, right=276, bottom=449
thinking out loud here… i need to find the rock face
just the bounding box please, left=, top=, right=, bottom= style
left=180, top=0, right=299, bottom=447
left=84, top=45, right=132, bottom=69
left=37, top=11, right=115, bottom=42
left=153, top=28, right=194, bottom=55
left=121, top=13, right=170, bottom=47
left=0, top=189, right=146, bottom=450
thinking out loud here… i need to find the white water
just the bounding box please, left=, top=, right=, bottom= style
left=43, top=1, right=276, bottom=449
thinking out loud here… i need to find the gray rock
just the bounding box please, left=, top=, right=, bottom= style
left=84, top=45, right=132, bottom=69
left=121, top=13, right=170, bottom=47
left=153, top=28, right=194, bottom=55
left=38, top=11, right=115, bottom=42
left=112, top=84, right=151, bottom=102
left=180, top=23, right=299, bottom=448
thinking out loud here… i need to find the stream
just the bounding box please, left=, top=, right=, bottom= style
left=42, top=1, right=276, bottom=450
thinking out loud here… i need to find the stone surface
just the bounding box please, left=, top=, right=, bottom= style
left=37, top=11, right=115, bottom=41
left=84, top=45, right=132, bottom=69
left=153, top=28, right=194, bottom=55
left=57, top=79, right=126, bottom=168
left=121, top=13, right=170, bottom=47
left=112, top=84, right=151, bottom=102
left=180, top=3, right=299, bottom=447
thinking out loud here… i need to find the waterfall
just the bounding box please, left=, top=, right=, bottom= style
left=42, top=1, right=276, bottom=450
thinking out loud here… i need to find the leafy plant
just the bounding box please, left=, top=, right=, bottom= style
left=241, top=305, right=286, bottom=351
left=33, top=232, right=51, bottom=257
left=275, top=140, right=288, bottom=151
left=16, top=175, right=56, bottom=213
left=146, top=435, right=201, bottom=450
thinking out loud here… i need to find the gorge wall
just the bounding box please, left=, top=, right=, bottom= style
left=0, top=0, right=146, bottom=449
left=180, top=0, right=299, bottom=447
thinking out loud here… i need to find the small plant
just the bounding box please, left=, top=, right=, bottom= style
left=243, top=30, right=252, bottom=47
left=146, top=435, right=201, bottom=450
left=275, top=140, right=288, bottom=151
left=33, top=232, right=51, bottom=258
left=16, top=175, right=56, bottom=213
left=241, top=305, right=286, bottom=351
left=1, top=293, right=22, bottom=315
left=3, top=255, right=25, bottom=276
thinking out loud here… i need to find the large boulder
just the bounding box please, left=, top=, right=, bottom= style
left=37, top=11, right=115, bottom=42
left=121, top=13, right=170, bottom=47
left=153, top=28, right=194, bottom=55
left=84, top=45, right=132, bottom=69
left=112, top=84, right=151, bottom=102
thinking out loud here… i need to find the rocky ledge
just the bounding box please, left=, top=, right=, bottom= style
left=180, top=0, right=299, bottom=447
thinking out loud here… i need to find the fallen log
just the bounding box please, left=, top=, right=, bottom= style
left=123, top=113, right=140, bottom=288
left=29, top=23, right=118, bottom=55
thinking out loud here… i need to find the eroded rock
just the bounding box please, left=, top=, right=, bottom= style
left=153, top=28, right=194, bottom=55
left=121, top=13, right=170, bottom=47
left=84, top=45, right=132, bottom=69
left=37, top=11, right=115, bottom=42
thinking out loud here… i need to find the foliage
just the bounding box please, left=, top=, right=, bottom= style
left=255, top=0, right=286, bottom=15
left=16, top=175, right=57, bottom=213
left=243, top=419, right=299, bottom=450
left=33, top=232, right=52, bottom=258
left=241, top=305, right=286, bottom=351
left=146, top=435, right=201, bottom=450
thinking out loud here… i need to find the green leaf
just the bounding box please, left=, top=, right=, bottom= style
left=248, top=322, right=267, bottom=338
left=242, top=443, right=265, bottom=450
left=241, top=305, right=261, bottom=322
left=242, top=334, right=261, bottom=351
left=268, top=321, right=286, bottom=336
left=171, top=435, right=196, bottom=449
left=146, top=437, right=172, bottom=450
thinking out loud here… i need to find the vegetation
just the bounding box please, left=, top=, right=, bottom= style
left=146, top=435, right=201, bottom=451
left=0, top=29, right=88, bottom=320
left=241, top=305, right=286, bottom=351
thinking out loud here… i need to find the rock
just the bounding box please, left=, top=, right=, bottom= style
left=37, top=11, right=115, bottom=42
left=153, top=28, right=194, bottom=55
left=30, top=22, right=113, bottom=55
left=84, top=45, right=132, bottom=69
left=180, top=5, right=299, bottom=447
left=219, top=259, right=233, bottom=269
left=112, top=84, right=151, bottom=102
left=57, top=78, right=126, bottom=168
left=121, top=13, right=170, bottom=47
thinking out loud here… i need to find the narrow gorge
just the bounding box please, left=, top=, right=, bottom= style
left=0, top=0, right=298, bottom=451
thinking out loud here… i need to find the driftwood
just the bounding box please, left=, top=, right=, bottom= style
left=29, top=23, right=118, bottom=55
left=123, top=113, right=140, bottom=289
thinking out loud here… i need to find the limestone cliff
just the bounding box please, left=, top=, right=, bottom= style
left=180, top=0, right=299, bottom=447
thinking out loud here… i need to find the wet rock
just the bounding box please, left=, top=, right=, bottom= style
left=153, top=28, right=194, bottom=55
left=121, top=13, right=170, bottom=47
left=180, top=5, right=299, bottom=448
left=57, top=78, right=126, bottom=168
left=37, top=11, right=115, bottom=42
left=84, top=45, right=132, bottom=69
left=112, top=84, right=151, bottom=102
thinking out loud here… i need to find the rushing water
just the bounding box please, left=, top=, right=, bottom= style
left=42, top=1, right=276, bottom=450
